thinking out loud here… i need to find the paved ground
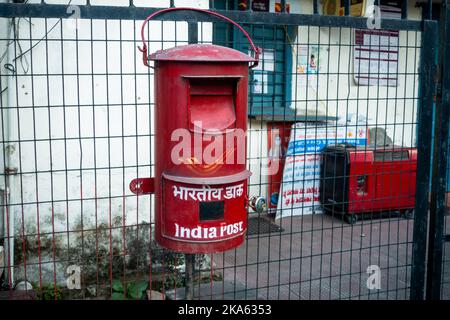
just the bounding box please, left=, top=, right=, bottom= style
left=203, top=213, right=450, bottom=300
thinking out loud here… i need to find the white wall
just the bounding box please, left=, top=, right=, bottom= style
left=0, top=1, right=211, bottom=243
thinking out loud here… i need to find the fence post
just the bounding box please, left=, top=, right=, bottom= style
left=410, top=19, right=438, bottom=300
left=426, top=5, right=450, bottom=300
left=188, top=20, right=198, bottom=44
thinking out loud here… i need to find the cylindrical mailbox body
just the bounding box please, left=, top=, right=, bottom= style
left=151, top=44, right=255, bottom=253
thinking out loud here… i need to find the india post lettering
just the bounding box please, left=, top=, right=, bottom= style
left=174, top=222, right=244, bottom=240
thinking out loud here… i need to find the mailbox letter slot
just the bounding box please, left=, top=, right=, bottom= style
left=188, top=77, right=239, bottom=132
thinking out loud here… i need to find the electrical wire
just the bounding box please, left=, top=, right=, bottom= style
left=1, top=0, right=73, bottom=75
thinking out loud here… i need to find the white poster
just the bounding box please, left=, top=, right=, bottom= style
left=276, top=123, right=367, bottom=219
left=297, top=45, right=320, bottom=88
left=252, top=72, right=268, bottom=94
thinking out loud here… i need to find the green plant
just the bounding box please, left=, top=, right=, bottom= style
left=162, top=273, right=186, bottom=291
left=35, top=284, right=63, bottom=300
left=111, top=279, right=149, bottom=300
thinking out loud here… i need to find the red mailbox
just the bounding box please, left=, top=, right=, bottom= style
left=130, top=8, right=261, bottom=253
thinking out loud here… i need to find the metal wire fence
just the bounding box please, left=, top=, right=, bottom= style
left=0, top=0, right=448, bottom=300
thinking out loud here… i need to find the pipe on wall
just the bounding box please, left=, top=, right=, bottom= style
left=1, top=4, right=17, bottom=287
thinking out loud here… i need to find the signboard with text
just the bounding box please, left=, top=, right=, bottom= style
left=276, top=123, right=367, bottom=219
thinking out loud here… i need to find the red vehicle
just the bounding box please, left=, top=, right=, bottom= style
left=319, top=144, right=417, bottom=224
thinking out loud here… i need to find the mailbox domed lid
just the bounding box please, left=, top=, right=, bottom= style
left=149, top=44, right=256, bottom=62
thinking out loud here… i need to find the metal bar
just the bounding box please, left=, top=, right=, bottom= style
left=0, top=3, right=424, bottom=31
left=429, top=0, right=433, bottom=21
left=426, top=5, right=450, bottom=301
left=344, top=0, right=350, bottom=16
left=185, top=254, right=195, bottom=300
left=188, top=21, right=198, bottom=44
left=280, top=0, right=286, bottom=13
left=410, top=19, right=439, bottom=301
left=402, top=0, right=408, bottom=19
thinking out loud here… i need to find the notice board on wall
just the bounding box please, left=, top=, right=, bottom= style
left=353, top=0, right=402, bottom=87
left=353, top=29, right=399, bottom=86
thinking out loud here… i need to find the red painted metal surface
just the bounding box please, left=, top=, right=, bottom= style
left=347, top=147, right=417, bottom=214
left=149, top=57, right=251, bottom=253
left=132, top=8, right=259, bottom=254
left=321, top=146, right=417, bottom=216
left=149, top=44, right=256, bottom=63
left=266, top=122, right=293, bottom=215
left=130, top=178, right=155, bottom=195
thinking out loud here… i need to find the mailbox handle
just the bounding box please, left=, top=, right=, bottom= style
left=139, top=7, right=261, bottom=69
